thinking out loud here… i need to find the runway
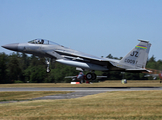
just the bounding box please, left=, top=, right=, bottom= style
left=0, top=87, right=162, bottom=103
left=0, top=87, right=162, bottom=92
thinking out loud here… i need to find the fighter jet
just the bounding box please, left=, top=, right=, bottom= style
left=2, top=39, right=151, bottom=80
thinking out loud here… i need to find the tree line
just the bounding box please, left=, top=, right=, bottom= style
left=0, top=52, right=161, bottom=83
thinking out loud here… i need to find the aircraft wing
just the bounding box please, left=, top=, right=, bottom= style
left=45, top=49, right=120, bottom=71
left=54, top=49, right=118, bottom=62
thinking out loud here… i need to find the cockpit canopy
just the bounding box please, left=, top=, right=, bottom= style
left=28, top=39, right=60, bottom=45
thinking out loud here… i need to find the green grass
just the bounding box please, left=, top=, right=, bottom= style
left=0, top=80, right=162, bottom=88
left=0, top=91, right=162, bottom=119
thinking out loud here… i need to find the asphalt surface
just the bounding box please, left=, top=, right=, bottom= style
left=0, top=87, right=162, bottom=104
left=1, top=87, right=162, bottom=92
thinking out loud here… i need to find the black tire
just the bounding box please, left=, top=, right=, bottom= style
left=92, top=73, right=97, bottom=80
left=86, top=73, right=93, bottom=80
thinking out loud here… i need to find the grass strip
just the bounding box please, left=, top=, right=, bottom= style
left=0, top=90, right=162, bottom=119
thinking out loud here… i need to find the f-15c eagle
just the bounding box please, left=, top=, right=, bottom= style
left=2, top=39, right=151, bottom=80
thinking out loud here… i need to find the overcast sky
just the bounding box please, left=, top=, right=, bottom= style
left=0, top=0, right=162, bottom=60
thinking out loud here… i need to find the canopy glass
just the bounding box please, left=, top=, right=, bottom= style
left=28, top=39, right=60, bottom=45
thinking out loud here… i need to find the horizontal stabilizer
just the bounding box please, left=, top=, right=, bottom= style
left=97, top=76, right=107, bottom=78
left=126, top=69, right=152, bottom=73
left=65, top=76, right=77, bottom=78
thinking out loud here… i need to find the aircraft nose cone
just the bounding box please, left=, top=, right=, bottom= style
left=2, top=43, right=19, bottom=51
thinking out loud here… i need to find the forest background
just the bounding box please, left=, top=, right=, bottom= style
left=0, top=52, right=161, bottom=84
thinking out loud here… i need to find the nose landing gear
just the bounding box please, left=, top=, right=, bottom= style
left=46, top=59, right=51, bottom=73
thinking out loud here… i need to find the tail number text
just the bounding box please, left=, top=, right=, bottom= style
left=125, top=59, right=135, bottom=64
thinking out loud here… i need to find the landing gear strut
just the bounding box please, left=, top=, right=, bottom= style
left=46, top=59, right=51, bottom=73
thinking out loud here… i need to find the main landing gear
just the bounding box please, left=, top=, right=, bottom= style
left=86, top=72, right=96, bottom=80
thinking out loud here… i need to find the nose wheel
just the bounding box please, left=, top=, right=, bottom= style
left=47, top=66, right=50, bottom=73
left=86, top=73, right=96, bottom=80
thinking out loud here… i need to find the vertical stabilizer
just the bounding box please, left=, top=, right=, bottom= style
left=119, top=40, right=151, bottom=68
